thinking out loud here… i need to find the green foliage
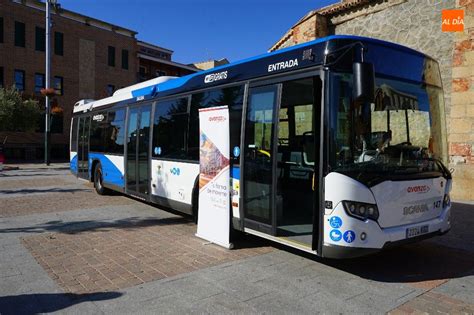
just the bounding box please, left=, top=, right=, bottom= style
left=0, top=86, right=41, bottom=132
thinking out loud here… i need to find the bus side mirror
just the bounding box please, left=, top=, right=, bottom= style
left=353, top=62, right=375, bottom=103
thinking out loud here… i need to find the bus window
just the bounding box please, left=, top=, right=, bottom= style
left=90, top=111, right=107, bottom=152
left=152, top=97, right=189, bottom=160
left=105, top=109, right=125, bottom=154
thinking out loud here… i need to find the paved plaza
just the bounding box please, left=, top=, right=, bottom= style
left=0, top=164, right=473, bottom=314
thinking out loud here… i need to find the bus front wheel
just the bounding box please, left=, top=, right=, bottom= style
left=93, top=163, right=109, bottom=195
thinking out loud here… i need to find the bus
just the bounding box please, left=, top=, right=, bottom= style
left=70, top=35, right=452, bottom=258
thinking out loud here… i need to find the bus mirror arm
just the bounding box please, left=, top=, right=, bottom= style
left=353, top=61, right=375, bottom=103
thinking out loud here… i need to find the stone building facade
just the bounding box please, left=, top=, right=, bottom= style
left=270, top=0, right=474, bottom=201
left=193, top=58, right=230, bottom=71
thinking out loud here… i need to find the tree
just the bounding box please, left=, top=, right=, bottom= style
left=0, top=86, right=41, bottom=132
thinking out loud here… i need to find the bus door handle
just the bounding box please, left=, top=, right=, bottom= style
left=312, top=172, right=315, bottom=191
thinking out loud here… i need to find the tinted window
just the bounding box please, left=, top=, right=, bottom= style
left=121, top=49, right=128, bottom=70
left=14, top=21, right=25, bottom=47
left=190, top=85, right=244, bottom=162
left=54, top=32, right=63, bottom=56
left=71, top=117, right=78, bottom=151
left=54, top=76, right=63, bottom=95
left=35, top=73, right=45, bottom=93
left=108, top=46, right=115, bottom=67
left=105, top=109, right=125, bottom=154
left=89, top=112, right=107, bottom=152
left=152, top=97, right=189, bottom=159
left=107, top=84, right=115, bottom=96
left=35, top=27, right=45, bottom=51
left=14, top=70, right=25, bottom=91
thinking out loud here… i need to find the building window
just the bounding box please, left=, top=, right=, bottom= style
left=107, top=84, right=115, bottom=96
left=0, top=67, right=4, bottom=88
left=156, top=70, right=166, bottom=77
left=14, top=21, right=25, bottom=47
left=0, top=17, right=4, bottom=43
left=121, top=49, right=129, bottom=70
left=108, top=46, right=115, bottom=67
left=35, top=73, right=45, bottom=93
left=54, top=32, right=63, bottom=56
left=53, top=76, right=63, bottom=95
left=35, top=27, right=45, bottom=51
left=14, top=70, right=25, bottom=91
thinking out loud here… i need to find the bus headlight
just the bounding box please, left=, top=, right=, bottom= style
left=343, top=201, right=379, bottom=221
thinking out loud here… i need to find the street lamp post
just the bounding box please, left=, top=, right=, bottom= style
left=44, top=0, right=54, bottom=165
left=44, top=0, right=51, bottom=165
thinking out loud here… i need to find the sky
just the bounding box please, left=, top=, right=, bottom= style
left=56, top=0, right=338, bottom=65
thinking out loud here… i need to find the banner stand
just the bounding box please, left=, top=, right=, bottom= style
left=196, top=106, right=232, bottom=249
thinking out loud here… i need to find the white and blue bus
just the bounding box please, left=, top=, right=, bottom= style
left=70, top=35, right=452, bottom=258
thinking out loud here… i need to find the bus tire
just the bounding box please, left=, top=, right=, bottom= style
left=93, top=163, right=109, bottom=195
left=191, top=176, right=199, bottom=224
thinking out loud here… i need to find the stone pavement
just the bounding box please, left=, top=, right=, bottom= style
left=0, top=164, right=474, bottom=314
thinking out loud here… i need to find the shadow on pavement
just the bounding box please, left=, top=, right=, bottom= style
left=0, top=216, right=191, bottom=235
left=0, top=188, right=91, bottom=195
left=0, top=173, right=63, bottom=178
left=324, top=240, right=474, bottom=284
left=0, top=291, right=122, bottom=314
left=266, top=202, right=474, bottom=285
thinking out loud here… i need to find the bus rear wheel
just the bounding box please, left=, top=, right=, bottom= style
left=94, top=163, right=109, bottom=195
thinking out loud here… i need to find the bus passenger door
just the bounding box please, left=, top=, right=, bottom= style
left=126, top=104, right=152, bottom=196
left=77, top=116, right=90, bottom=179
left=242, top=84, right=280, bottom=235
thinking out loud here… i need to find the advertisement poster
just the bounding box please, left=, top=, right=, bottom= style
left=196, top=105, right=231, bottom=248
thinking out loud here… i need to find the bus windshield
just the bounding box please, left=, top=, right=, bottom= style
left=329, top=71, right=448, bottom=182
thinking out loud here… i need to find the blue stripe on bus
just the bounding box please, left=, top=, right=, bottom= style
left=88, top=153, right=124, bottom=187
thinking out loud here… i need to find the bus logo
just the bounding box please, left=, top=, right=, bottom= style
left=403, top=204, right=429, bottom=215
left=170, top=167, right=181, bottom=176
left=407, top=185, right=430, bottom=193
left=204, top=71, right=228, bottom=83
left=92, top=114, right=105, bottom=121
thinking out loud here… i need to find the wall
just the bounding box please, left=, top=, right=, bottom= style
left=0, top=0, right=137, bottom=160
left=449, top=0, right=474, bottom=200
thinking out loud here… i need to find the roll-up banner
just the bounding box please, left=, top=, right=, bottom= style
left=196, top=105, right=231, bottom=248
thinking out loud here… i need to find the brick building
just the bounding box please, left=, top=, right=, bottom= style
left=270, top=0, right=474, bottom=201
left=137, top=41, right=198, bottom=82
left=0, top=0, right=138, bottom=160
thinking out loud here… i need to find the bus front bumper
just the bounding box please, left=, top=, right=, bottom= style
left=322, top=205, right=451, bottom=259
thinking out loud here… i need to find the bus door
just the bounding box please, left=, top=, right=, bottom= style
left=126, top=104, right=152, bottom=196
left=77, top=116, right=90, bottom=179
left=242, top=76, right=322, bottom=249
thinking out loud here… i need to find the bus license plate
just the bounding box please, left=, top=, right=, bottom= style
left=406, top=225, right=429, bottom=238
